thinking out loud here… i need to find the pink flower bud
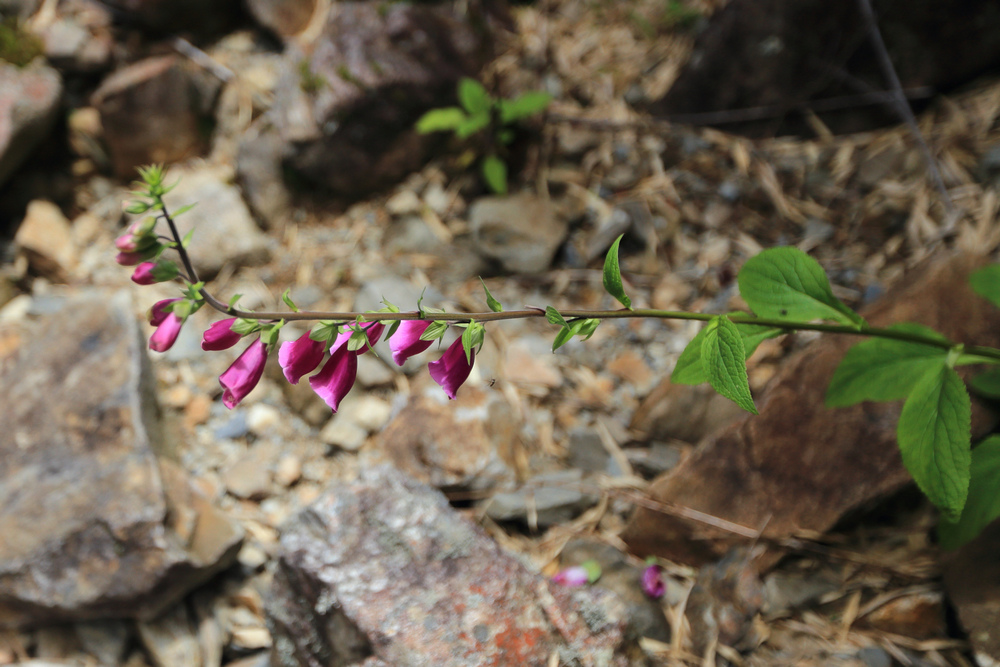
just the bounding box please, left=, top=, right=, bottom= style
left=202, top=318, right=243, bottom=351
left=131, top=260, right=179, bottom=285
left=552, top=566, right=590, bottom=587
left=149, top=312, right=184, bottom=352
left=148, top=298, right=181, bottom=327
left=115, top=234, right=139, bottom=252
left=641, top=564, right=666, bottom=599
left=389, top=320, right=433, bottom=365
left=131, top=262, right=158, bottom=285
left=116, top=251, right=146, bottom=266
left=428, top=337, right=474, bottom=400
left=219, top=338, right=268, bottom=409
left=278, top=332, right=326, bottom=384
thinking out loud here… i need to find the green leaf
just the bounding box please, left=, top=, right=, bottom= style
left=309, top=321, right=339, bottom=343
left=897, top=365, right=972, bottom=522
left=384, top=320, right=401, bottom=342
left=701, top=315, right=757, bottom=414
left=419, top=320, right=449, bottom=341
left=172, top=203, right=196, bottom=218
left=458, top=78, right=491, bottom=116
left=180, top=228, right=195, bottom=248
left=737, top=247, right=862, bottom=326
left=498, top=91, right=552, bottom=124
left=602, top=234, right=632, bottom=309
left=826, top=323, right=950, bottom=407
left=125, top=201, right=151, bottom=215
left=347, top=327, right=368, bottom=352
left=481, top=155, right=507, bottom=195
left=672, top=316, right=783, bottom=385
left=971, top=368, right=1000, bottom=399
left=577, top=318, right=601, bottom=340
left=231, top=318, right=260, bottom=336
left=380, top=297, right=399, bottom=313
left=461, top=320, right=484, bottom=364
left=480, top=278, right=503, bottom=312
left=552, top=321, right=584, bottom=351
left=415, top=107, right=467, bottom=133
left=969, top=264, right=1000, bottom=310
left=228, top=293, right=243, bottom=309
left=939, top=435, right=1000, bottom=549
left=581, top=559, right=602, bottom=583
left=455, top=112, right=491, bottom=139
left=545, top=306, right=568, bottom=327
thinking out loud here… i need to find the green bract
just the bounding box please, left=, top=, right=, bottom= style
left=602, top=235, right=632, bottom=309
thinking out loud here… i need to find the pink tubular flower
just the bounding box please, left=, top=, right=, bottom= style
left=428, top=337, right=474, bottom=400
left=552, top=566, right=590, bottom=587
left=149, top=312, right=184, bottom=352
left=641, top=564, right=666, bottom=599
left=202, top=318, right=242, bottom=351
left=278, top=332, right=326, bottom=384
left=220, top=338, right=268, bottom=409
left=131, top=262, right=157, bottom=285
left=309, top=344, right=357, bottom=412
left=148, top=298, right=181, bottom=327
left=390, top=320, right=434, bottom=365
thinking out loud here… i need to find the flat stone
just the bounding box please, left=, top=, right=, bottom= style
left=469, top=193, right=568, bottom=273
left=137, top=603, right=202, bottom=667
left=154, top=165, right=271, bottom=279
left=369, top=387, right=515, bottom=490
left=622, top=252, right=1000, bottom=567
left=0, top=289, right=242, bottom=627
left=14, top=200, right=77, bottom=281
left=266, top=465, right=640, bottom=666
left=0, top=59, right=62, bottom=188
left=484, top=469, right=599, bottom=528
left=319, top=416, right=367, bottom=451
left=222, top=443, right=278, bottom=500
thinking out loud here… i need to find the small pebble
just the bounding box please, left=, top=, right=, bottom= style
left=319, top=416, right=367, bottom=451
left=246, top=404, right=281, bottom=434
left=274, top=454, right=301, bottom=487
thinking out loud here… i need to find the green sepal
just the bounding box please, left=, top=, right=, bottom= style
left=282, top=289, right=300, bottom=312
left=545, top=306, right=568, bottom=327
left=347, top=327, right=368, bottom=352
left=380, top=297, right=400, bottom=313
left=480, top=278, right=503, bottom=312
left=461, top=320, right=484, bottom=364
left=576, top=318, right=600, bottom=340
left=602, top=235, right=632, bottom=309
left=581, top=559, right=602, bottom=584
left=309, top=321, right=340, bottom=343
left=384, top=320, right=401, bottom=342
left=419, top=320, right=449, bottom=342
left=231, top=318, right=261, bottom=336
left=261, top=321, right=283, bottom=348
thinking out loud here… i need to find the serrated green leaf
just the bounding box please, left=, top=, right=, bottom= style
left=458, top=78, right=491, bottom=115
left=498, top=91, right=552, bottom=124
left=701, top=316, right=757, bottom=414
left=545, top=306, right=568, bottom=327
left=971, top=369, right=1000, bottom=399
left=826, top=323, right=950, bottom=407
left=603, top=234, right=632, bottom=309
left=415, top=107, right=467, bottom=133
left=420, top=320, right=449, bottom=341
left=480, top=278, right=503, bottom=312
left=897, top=365, right=972, bottom=522
left=738, top=247, right=862, bottom=326
left=481, top=155, right=507, bottom=195
left=282, top=289, right=300, bottom=312
left=672, top=316, right=783, bottom=385
left=938, top=435, right=1000, bottom=549
left=969, top=264, right=1000, bottom=310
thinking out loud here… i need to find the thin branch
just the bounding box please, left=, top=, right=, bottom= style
left=855, top=0, right=956, bottom=216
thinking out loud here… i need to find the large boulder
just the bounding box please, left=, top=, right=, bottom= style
left=237, top=0, right=499, bottom=220
left=267, top=465, right=642, bottom=666
left=622, top=252, right=1000, bottom=567
left=0, top=59, right=61, bottom=188
left=0, top=290, right=243, bottom=627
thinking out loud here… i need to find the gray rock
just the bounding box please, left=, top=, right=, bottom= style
left=0, top=59, right=62, bottom=188
left=0, top=290, right=243, bottom=627
left=762, top=569, right=841, bottom=616
left=156, top=165, right=272, bottom=279
left=13, top=200, right=77, bottom=281
left=236, top=121, right=292, bottom=227
left=567, top=427, right=611, bottom=474
left=469, top=193, right=569, bottom=273
left=484, top=469, right=599, bottom=528
left=75, top=619, right=130, bottom=666
left=239, top=1, right=497, bottom=201
left=137, top=603, right=201, bottom=667
left=91, top=56, right=218, bottom=179
left=266, top=465, right=641, bottom=666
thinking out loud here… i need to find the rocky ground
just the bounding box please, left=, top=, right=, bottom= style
left=3, top=0, right=1000, bottom=665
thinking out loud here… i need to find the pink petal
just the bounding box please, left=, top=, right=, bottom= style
left=389, top=320, right=433, bottom=366
left=641, top=564, right=666, bottom=599
left=428, top=337, right=474, bottom=400
left=552, top=566, right=589, bottom=587
left=278, top=332, right=326, bottom=384
left=202, top=318, right=242, bottom=351
left=309, top=344, right=357, bottom=412
left=149, top=313, right=184, bottom=352
left=219, top=339, right=268, bottom=409
left=131, top=262, right=157, bottom=285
